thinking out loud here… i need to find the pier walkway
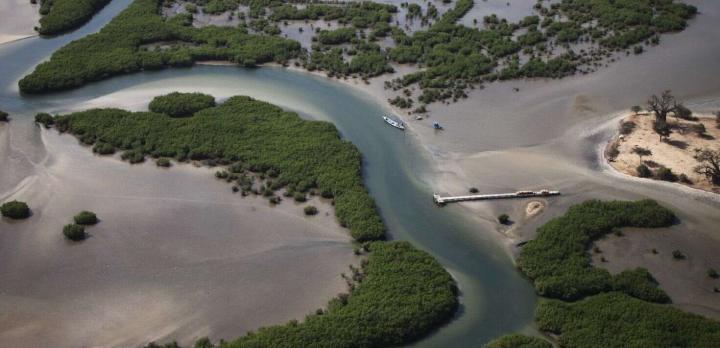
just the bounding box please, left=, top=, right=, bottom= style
left=433, top=190, right=560, bottom=205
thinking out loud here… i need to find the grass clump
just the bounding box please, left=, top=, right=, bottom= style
left=63, top=223, right=86, bottom=241
left=148, top=92, right=216, bottom=118
left=518, top=199, right=675, bottom=301
left=73, top=211, right=98, bottom=225
left=48, top=95, right=385, bottom=242
left=483, top=334, right=552, bottom=348
left=1, top=201, right=31, bottom=220
left=36, top=0, right=111, bottom=35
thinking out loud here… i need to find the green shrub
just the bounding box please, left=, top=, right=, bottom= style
left=0, top=110, right=8, bottom=122
left=93, top=142, right=115, bottom=155
left=304, top=205, right=318, bottom=215
left=707, top=268, right=719, bottom=279
left=498, top=213, right=510, bottom=225
left=63, top=224, right=86, bottom=241
left=656, top=167, right=678, bottom=182
left=73, top=211, right=98, bottom=225
left=148, top=92, right=216, bottom=117
left=1, top=201, right=31, bottom=219
left=293, top=192, right=307, bottom=202
left=36, top=0, right=112, bottom=35
left=469, top=187, right=479, bottom=193
left=484, top=334, right=552, bottom=348
left=637, top=164, right=652, bottom=178
left=35, top=112, right=54, bottom=127
left=156, top=158, right=172, bottom=167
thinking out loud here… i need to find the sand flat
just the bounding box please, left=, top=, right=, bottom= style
left=0, top=0, right=40, bottom=45
left=0, top=122, right=356, bottom=347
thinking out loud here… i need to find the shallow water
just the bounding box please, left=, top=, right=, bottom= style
left=1, top=0, right=719, bottom=346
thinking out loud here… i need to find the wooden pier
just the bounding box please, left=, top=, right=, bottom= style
left=433, top=190, right=560, bottom=205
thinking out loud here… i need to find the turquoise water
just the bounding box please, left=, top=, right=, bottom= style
left=0, top=2, right=537, bottom=346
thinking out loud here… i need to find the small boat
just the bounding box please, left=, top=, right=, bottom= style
left=383, top=115, right=405, bottom=130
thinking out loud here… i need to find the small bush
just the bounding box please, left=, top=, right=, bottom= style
left=304, top=206, right=319, bottom=215
left=0, top=110, right=8, bottom=122
left=637, top=164, right=652, bottom=178
left=294, top=192, right=307, bottom=202
left=655, top=167, right=678, bottom=182
left=156, top=158, right=172, bottom=167
left=63, top=224, right=86, bottom=241
left=1, top=201, right=31, bottom=219
left=469, top=187, right=479, bottom=194
left=484, top=334, right=552, bottom=348
left=93, top=142, right=115, bottom=155
left=498, top=213, right=510, bottom=225
left=620, top=121, right=636, bottom=135
left=672, top=250, right=685, bottom=260
left=74, top=211, right=98, bottom=225
left=35, top=112, right=55, bottom=127
left=707, top=269, right=719, bottom=279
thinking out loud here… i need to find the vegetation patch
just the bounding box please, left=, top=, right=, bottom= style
left=48, top=94, right=384, bottom=241
left=518, top=199, right=675, bottom=301
left=20, top=0, right=301, bottom=93
left=148, top=92, right=216, bottom=117
left=491, top=200, right=720, bottom=347
left=36, top=0, right=112, bottom=35
left=536, top=292, right=720, bottom=347
left=217, top=241, right=457, bottom=348
left=1, top=201, right=31, bottom=220
left=0, top=110, right=8, bottom=122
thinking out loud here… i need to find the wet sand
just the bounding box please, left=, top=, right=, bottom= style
left=0, top=120, right=356, bottom=347
left=0, top=0, right=40, bottom=45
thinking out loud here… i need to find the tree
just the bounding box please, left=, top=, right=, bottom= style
left=653, top=121, right=671, bottom=141
left=1, top=201, right=31, bottom=219
left=631, top=105, right=642, bottom=115
left=647, top=90, right=677, bottom=124
left=694, top=149, right=720, bottom=185
left=632, top=146, right=652, bottom=162
left=691, top=123, right=706, bottom=136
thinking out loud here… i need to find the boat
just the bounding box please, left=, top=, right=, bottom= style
left=383, top=115, right=405, bottom=130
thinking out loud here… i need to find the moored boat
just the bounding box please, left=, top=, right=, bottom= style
left=383, top=115, right=405, bottom=130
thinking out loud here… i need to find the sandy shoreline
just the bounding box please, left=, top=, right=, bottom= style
left=0, top=120, right=357, bottom=347
left=606, top=112, right=720, bottom=195
left=0, top=0, right=40, bottom=46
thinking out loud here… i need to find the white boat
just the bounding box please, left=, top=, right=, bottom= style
left=383, top=115, right=405, bottom=130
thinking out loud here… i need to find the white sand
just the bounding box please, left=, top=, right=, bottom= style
left=0, top=121, right=357, bottom=347
left=0, top=0, right=40, bottom=45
